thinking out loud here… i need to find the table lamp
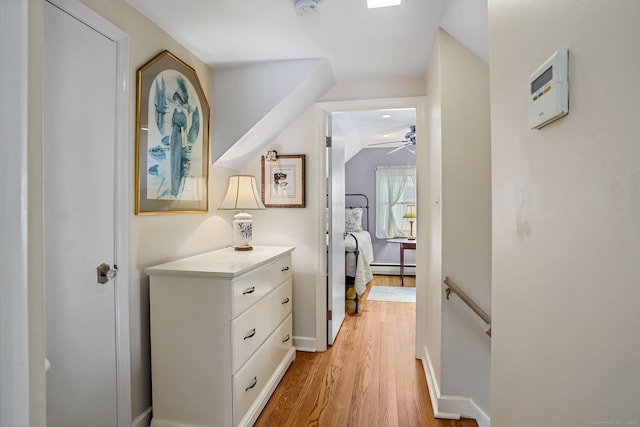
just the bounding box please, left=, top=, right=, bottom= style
left=403, top=204, right=416, bottom=240
left=218, top=175, right=265, bottom=251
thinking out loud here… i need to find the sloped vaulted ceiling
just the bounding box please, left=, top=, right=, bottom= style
left=211, top=59, right=335, bottom=169
left=126, top=0, right=488, bottom=169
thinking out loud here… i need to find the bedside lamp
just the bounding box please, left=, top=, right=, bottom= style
left=403, top=204, right=416, bottom=240
left=218, top=175, right=265, bottom=251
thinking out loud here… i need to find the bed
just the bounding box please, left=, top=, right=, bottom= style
left=345, top=194, right=375, bottom=312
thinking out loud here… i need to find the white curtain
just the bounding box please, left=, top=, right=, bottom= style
left=375, top=166, right=416, bottom=239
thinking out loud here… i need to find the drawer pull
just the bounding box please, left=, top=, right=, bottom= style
left=245, top=376, right=258, bottom=392
left=282, top=334, right=291, bottom=343
left=281, top=297, right=290, bottom=305
left=281, top=266, right=290, bottom=272
left=243, top=329, right=256, bottom=340
left=242, top=286, right=255, bottom=295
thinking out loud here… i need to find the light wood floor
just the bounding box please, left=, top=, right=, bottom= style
left=255, top=275, right=478, bottom=427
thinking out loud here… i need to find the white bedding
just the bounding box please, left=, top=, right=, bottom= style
left=345, top=231, right=374, bottom=295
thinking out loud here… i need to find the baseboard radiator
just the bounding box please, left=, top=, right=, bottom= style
left=370, top=263, right=415, bottom=276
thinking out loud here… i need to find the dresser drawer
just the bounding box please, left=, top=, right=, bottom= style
left=232, top=314, right=293, bottom=425
left=146, top=246, right=295, bottom=427
left=231, top=278, right=292, bottom=373
left=232, top=255, right=292, bottom=317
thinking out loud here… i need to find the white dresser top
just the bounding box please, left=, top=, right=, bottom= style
left=145, top=246, right=295, bottom=278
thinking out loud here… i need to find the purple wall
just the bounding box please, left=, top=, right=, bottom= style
left=345, top=147, right=416, bottom=265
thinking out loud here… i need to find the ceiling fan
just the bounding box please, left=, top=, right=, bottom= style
left=368, top=125, right=416, bottom=154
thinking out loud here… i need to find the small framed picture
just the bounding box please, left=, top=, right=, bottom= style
left=135, top=50, right=210, bottom=214
left=261, top=154, right=305, bottom=208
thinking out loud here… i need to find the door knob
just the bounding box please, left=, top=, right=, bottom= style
left=97, top=263, right=118, bottom=284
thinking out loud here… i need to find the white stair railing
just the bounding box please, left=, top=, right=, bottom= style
left=443, top=276, right=492, bottom=337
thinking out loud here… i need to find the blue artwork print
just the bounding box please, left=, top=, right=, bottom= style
left=146, top=70, right=203, bottom=201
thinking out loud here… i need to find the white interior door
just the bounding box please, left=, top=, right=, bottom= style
left=44, top=3, right=120, bottom=426
left=0, top=1, right=30, bottom=425
left=326, top=114, right=346, bottom=345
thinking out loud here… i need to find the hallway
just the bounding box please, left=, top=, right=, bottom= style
left=255, top=276, right=478, bottom=427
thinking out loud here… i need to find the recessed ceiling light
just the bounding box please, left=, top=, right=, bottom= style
left=367, top=0, right=402, bottom=9
left=381, top=114, right=392, bottom=118
left=383, top=134, right=390, bottom=138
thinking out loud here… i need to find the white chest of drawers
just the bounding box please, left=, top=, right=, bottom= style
left=145, top=246, right=296, bottom=427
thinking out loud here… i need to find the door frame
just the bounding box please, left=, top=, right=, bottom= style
left=44, top=1, right=132, bottom=425
left=314, top=96, right=427, bottom=352
left=0, top=0, right=30, bottom=424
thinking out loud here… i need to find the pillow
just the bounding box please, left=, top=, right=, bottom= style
left=345, top=208, right=363, bottom=232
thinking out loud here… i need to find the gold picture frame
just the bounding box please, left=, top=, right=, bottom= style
left=135, top=50, right=210, bottom=214
left=261, top=154, right=306, bottom=208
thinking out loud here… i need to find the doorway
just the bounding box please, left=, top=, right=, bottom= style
left=317, top=97, right=426, bottom=351
left=43, top=1, right=131, bottom=425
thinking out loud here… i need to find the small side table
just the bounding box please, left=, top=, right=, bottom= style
left=386, top=238, right=416, bottom=286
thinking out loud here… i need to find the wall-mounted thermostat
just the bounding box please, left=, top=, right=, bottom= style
left=528, top=49, right=569, bottom=129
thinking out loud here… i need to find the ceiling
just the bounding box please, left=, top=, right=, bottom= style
left=333, top=108, right=416, bottom=147
left=332, top=107, right=416, bottom=159
left=127, top=0, right=488, bottom=156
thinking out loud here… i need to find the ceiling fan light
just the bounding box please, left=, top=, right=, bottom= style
left=367, top=0, right=402, bottom=9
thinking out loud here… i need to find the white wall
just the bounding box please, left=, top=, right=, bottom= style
left=240, top=106, right=323, bottom=350
left=321, top=77, right=425, bottom=102
left=422, top=29, right=492, bottom=420
left=421, top=27, right=444, bottom=398
left=489, top=1, right=640, bottom=426
left=439, top=29, right=492, bottom=414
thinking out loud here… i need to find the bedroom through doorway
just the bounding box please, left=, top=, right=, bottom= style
left=321, top=97, right=422, bottom=350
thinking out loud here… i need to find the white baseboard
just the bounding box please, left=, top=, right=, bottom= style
left=421, top=345, right=490, bottom=427
left=293, top=336, right=316, bottom=352
left=462, top=399, right=490, bottom=427
left=421, top=347, right=460, bottom=420
left=370, top=263, right=416, bottom=276
left=132, top=406, right=152, bottom=427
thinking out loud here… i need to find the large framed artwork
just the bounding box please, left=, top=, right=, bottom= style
left=135, top=50, right=210, bottom=214
left=261, top=154, right=306, bottom=208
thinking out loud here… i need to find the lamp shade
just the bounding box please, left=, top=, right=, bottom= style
left=218, top=175, right=265, bottom=211
left=403, top=204, right=416, bottom=219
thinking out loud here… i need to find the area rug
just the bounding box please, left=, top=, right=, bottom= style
left=367, top=286, right=416, bottom=303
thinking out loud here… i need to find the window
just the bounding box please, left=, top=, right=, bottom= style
left=375, top=165, right=416, bottom=239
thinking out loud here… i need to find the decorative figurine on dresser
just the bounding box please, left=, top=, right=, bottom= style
left=145, top=246, right=295, bottom=427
